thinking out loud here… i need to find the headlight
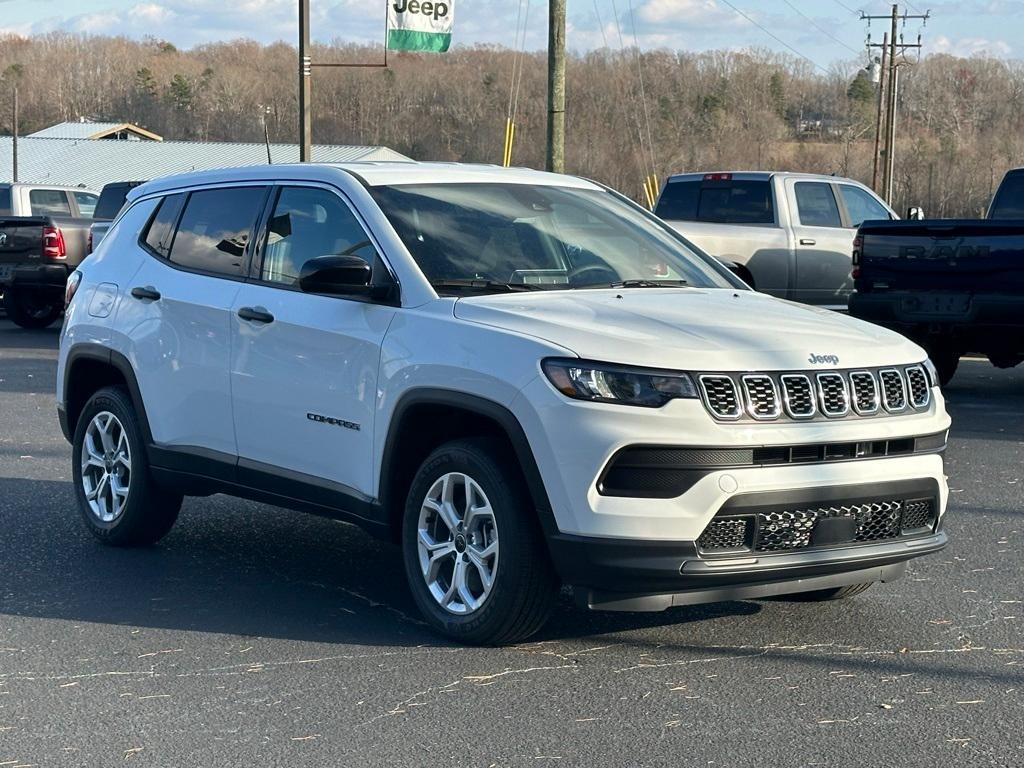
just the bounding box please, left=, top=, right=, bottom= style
left=541, top=358, right=697, bottom=407
left=923, top=357, right=939, bottom=387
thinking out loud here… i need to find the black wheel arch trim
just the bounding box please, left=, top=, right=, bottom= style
left=379, top=388, right=558, bottom=537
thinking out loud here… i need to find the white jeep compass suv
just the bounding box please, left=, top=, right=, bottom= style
left=57, top=163, right=950, bottom=644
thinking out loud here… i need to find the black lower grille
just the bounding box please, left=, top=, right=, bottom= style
left=697, top=497, right=936, bottom=554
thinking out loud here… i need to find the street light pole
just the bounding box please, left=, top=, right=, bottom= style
left=298, top=0, right=312, bottom=162
left=546, top=0, right=566, bottom=174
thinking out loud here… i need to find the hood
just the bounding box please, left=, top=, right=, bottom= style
left=453, top=288, right=924, bottom=371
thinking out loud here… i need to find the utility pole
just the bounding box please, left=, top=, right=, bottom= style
left=862, top=4, right=929, bottom=206
left=298, top=0, right=312, bottom=162
left=11, top=84, right=17, bottom=183
left=870, top=33, right=888, bottom=193
left=546, top=0, right=566, bottom=174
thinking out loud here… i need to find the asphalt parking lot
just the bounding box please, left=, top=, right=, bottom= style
left=0, top=318, right=1021, bottom=767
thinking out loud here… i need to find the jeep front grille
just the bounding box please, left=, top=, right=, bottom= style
left=696, top=517, right=750, bottom=551
left=816, top=372, right=850, bottom=417
left=699, top=375, right=741, bottom=420
left=880, top=369, right=907, bottom=412
left=780, top=374, right=815, bottom=418
left=906, top=366, right=930, bottom=408
left=741, top=375, right=781, bottom=419
left=850, top=371, right=879, bottom=415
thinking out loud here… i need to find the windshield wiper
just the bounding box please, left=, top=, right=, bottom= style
left=430, top=279, right=544, bottom=294
left=578, top=279, right=690, bottom=289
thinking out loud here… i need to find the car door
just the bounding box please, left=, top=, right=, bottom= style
left=787, top=180, right=857, bottom=308
left=121, top=184, right=268, bottom=460
left=229, top=183, right=398, bottom=502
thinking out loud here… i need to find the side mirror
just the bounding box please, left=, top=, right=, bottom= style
left=906, top=206, right=925, bottom=220
left=299, top=255, right=372, bottom=296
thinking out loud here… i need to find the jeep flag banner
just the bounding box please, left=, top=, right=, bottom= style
left=387, top=0, right=454, bottom=52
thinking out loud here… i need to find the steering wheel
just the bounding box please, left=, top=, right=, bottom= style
left=568, top=264, right=619, bottom=287
left=339, top=240, right=373, bottom=257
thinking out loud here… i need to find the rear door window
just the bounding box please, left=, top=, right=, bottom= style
left=29, top=189, right=73, bottom=217
left=794, top=182, right=842, bottom=228
left=838, top=185, right=890, bottom=228
left=656, top=179, right=773, bottom=224
left=168, top=187, right=267, bottom=277
left=143, top=194, right=186, bottom=259
left=989, top=172, right=1024, bottom=219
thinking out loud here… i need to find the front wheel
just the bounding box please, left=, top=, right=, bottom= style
left=401, top=438, right=558, bottom=645
left=4, top=286, right=62, bottom=329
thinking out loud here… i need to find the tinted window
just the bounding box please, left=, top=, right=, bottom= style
left=143, top=194, right=186, bottom=259
left=989, top=172, right=1024, bottom=219
left=839, top=185, right=889, bottom=228
left=0, top=186, right=10, bottom=215
left=261, top=187, right=376, bottom=286
left=73, top=191, right=99, bottom=218
left=95, top=183, right=141, bottom=220
left=29, top=189, right=72, bottom=217
left=656, top=180, right=773, bottom=224
left=169, top=187, right=266, bottom=276
left=795, top=182, right=842, bottom=227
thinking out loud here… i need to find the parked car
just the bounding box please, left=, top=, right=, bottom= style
left=58, top=163, right=950, bottom=644
left=654, top=171, right=897, bottom=309
left=88, top=181, right=146, bottom=253
left=849, top=167, right=1024, bottom=385
left=0, top=182, right=99, bottom=219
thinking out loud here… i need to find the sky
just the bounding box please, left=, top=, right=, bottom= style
left=0, top=0, right=1020, bottom=68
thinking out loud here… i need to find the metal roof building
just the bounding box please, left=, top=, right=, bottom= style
left=28, top=120, right=164, bottom=141
left=0, top=133, right=411, bottom=190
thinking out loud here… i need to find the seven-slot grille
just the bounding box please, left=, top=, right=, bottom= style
left=780, top=375, right=815, bottom=418
left=696, top=365, right=931, bottom=422
left=879, top=369, right=907, bottom=411
left=850, top=371, right=879, bottom=415
left=816, top=372, right=850, bottom=417
left=741, top=375, right=781, bottom=419
left=906, top=365, right=930, bottom=408
left=697, top=498, right=936, bottom=554
left=699, top=375, right=741, bottom=419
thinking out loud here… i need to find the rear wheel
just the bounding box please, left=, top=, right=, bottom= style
left=781, top=582, right=874, bottom=601
left=4, top=286, right=62, bottom=329
left=926, top=343, right=960, bottom=387
left=72, top=386, right=182, bottom=546
left=401, top=438, right=558, bottom=645
left=987, top=352, right=1024, bottom=369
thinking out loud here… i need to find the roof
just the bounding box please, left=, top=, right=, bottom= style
left=131, top=162, right=601, bottom=199
left=665, top=171, right=854, bottom=183
left=0, top=137, right=412, bottom=190
left=27, top=121, right=163, bottom=141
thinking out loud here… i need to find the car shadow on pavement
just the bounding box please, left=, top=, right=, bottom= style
left=0, top=477, right=761, bottom=649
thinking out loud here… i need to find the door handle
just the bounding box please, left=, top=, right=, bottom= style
left=799, top=238, right=817, bottom=246
left=130, top=286, right=161, bottom=301
left=237, top=306, right=274, bottom=324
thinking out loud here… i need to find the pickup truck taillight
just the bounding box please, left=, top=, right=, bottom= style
left=851, top=235, right=863, bottom=279
left=43, top=225, right=67, bottom=259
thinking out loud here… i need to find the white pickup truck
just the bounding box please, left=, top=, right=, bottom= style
left=655, top=172, right=897, bottom=310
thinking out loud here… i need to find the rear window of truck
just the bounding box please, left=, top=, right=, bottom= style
left=655, top=179, right=774, bottom=224
left=0, top=186, right=10, bottom=215
left=989, top=172, right=1024, bottom=219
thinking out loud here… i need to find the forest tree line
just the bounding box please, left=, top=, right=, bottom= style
left=2, top=32, right=1023, bottom=217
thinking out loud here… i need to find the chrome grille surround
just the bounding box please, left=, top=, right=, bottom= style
left=879, top=368, right=907, bottom=412
left=849, top=370, right=880, bottom=415
left=741, top=375, right=781, bottom=420
left=815, top=372, right=850, bottom=417
left=780, top=374, right=816, bottom=419
left=906, top=365, right=930, bottom=408
left=698, top=375, right=742, bottom=420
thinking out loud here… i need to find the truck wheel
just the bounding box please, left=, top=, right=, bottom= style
left=987, top=352, right=1024, bottom=370
left=401, top=438, right=558, bottom=645
left=781, top=582, right=874, bottom=601
left=72, top=386, right=182, bottom=546
left=4, top=287, right=62, bottom=329
left=928, top=345, right=959, bottom=387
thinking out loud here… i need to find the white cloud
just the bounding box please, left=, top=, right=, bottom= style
left=931, top=34, right=1013, bottom=56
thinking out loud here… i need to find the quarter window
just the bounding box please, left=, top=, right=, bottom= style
left=29, top=189, right=72, bottom=217
left=260, top=186, right=377, bottom=287
left=168, top=187, right=266, bottom=277
left=839, top=185, right=890, bottom=228
left=143, top=194, right=186, bottom=259
left=794, top=182, right=842, bottom=228
left=73, top=191, right=99, bottom=218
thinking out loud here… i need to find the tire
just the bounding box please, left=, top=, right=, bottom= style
left=987, top=352, right=1024, bottom=370
left=926, top=343, right=959, bottom=387
left=781, top=582, right=874, bottom=601
left=401, top=438, right=558, bottom=645
left=3, top=286, right=62, bottom=329
left=71, top=386, right=182, bottom=546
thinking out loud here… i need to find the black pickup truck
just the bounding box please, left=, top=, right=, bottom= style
left=0, top=215, right=91, bottom=328
left=849, top=168, right=1024, bottom=385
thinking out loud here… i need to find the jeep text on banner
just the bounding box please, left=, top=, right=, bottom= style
left=387, top=0, right=454, bottom=52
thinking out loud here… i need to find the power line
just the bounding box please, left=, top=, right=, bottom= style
left=832, top=0, right=862, bottom=13
left=781, top=0, right=862, bottom=56
left=717, top=0, right=831, bottom=74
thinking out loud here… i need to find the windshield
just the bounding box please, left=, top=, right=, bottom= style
left=369, top=183, right=738, bottom=293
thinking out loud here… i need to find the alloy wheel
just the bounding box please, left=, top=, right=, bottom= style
left=80, top=411, right=132, bottom=523
left=416, top=472, right=499, bottom=615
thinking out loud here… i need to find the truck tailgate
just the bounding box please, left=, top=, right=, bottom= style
left=856, top=220, right=1024, bottom=292
left=0, top=217, right=45, bottom=264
